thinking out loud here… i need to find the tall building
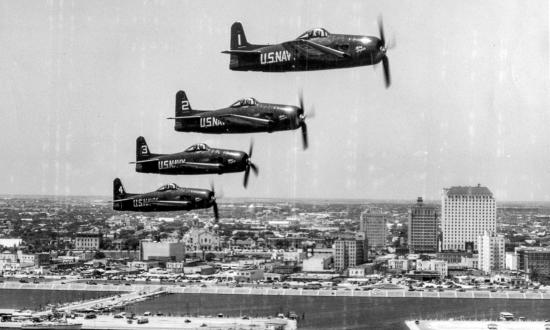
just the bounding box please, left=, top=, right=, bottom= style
left=333, top=233, right=368, bottom=271
left=477, top=231, right=505, bottom=274
left=408, top=197, right=438, bottom=253
left=360, top=208, right=387, bottom=250
left=441, top=185, right=496, bottom=251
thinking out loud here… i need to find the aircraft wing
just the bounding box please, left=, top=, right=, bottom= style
left=218, top=114, right=273, bottom=128
left=176, top=162, right=223, bottom=171
left=150, top=200, right=191, bottom=207
left=166, top=116, right=201, bottom=120
left=282, top=40, right=348, bottom=58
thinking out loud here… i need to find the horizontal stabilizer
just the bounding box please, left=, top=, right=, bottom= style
left=129, top=158, right=160, bottom=165
left=222, top=49, right=261, bottom=55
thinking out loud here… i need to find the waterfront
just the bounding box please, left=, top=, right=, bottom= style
left=2, top=290, right=550, bottom=329
left=0, top=290, right=119, bottom=311
left=125, top=294, right=550, bottom=330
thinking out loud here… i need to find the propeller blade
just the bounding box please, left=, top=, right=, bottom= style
left=382, top=56, right=391, bottom=88
left=378, top=15, right=385, bottom=46
left=248, top=140, right=254, bottom=159
left=299, top=90, right=304, bottom=116
left=213, top=201, right=219, bottom=222
left=250, top=163, right=259, bottom=176
left=243, top=167, right=250, bottom=188
left=301, top=122, right=309, bottom=149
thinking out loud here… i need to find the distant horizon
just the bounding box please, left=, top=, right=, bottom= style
left=3, top=193, right=550, bottom=206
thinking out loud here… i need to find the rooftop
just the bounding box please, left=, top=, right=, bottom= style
left=445, top=185, right=493, bottom=197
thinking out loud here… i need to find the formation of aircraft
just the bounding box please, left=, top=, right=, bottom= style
left=114, top=17, right=392, bottom=221
left=113, top=178, right=219, bottom=220
left=167, top=90, right=312, bottom=149
left=131, top=136, right=259, bottom=187
left=222, top=18, right=392, bottom=87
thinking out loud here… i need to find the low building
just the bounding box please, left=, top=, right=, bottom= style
left=416, top=259, right=448, bottom=278
left=140, top=240, right=185, bottom=262
left=302, top=255, right=332, bottom=272
left=74, top=233, right=103, bottom=250
left=0, top=238, right=22, bottom=249
left=216, top=269, right=264, bottom=282
left=516, top=247, right=550, bottom=281
left=348, top=263, right=374, bottom=277
left=388, top=258, right=411, bottom=272
left=183, top=228, right=221, bottom=251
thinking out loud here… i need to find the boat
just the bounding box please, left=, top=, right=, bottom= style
left=499, top=312, right=515, bottom=321
left=21, top=320, right=82, bottom=330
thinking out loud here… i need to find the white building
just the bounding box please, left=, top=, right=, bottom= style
left=416, top=259, right=448, bottom=278
left=302, top=255, right=332, bottom=272
left=0, top=238, right=22, bottom=248
left=477, top=231, right=505, bottom=274
left=140, top=240, right=185, bottom=262
left=441, top=185, right=496, bottom=251
left=183, top=228, right=220, bottom=251
left=505, top=251, right=518, bottom=271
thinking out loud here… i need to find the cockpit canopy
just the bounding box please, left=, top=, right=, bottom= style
left=297, top=28, right=330, bottom=40
left=230, top=97, right=258, bottom=108
left=157, top=183, right=180, bottom=192
left=185, top=143, right=209, bottom=152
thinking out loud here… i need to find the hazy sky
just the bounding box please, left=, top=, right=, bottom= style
left=1, top=0, right=548, bottom=201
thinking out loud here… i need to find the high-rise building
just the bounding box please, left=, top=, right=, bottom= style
left=408, top=197, right=438, bottom=253
left=477, top=231, right=505, bottom=274
left=360, top=208, right=387, bottom=250
left=441, top=185, right=496, bottom=251
left=333, top=233, right=368, bottom=271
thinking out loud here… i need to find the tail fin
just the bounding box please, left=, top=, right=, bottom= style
left=231, top=22, right=250, bottom=49
left=175, top=90, right=192, bottom=117
left=136, top=136, right=152, bottom=161
left=113, top=178, right=126, bottom=200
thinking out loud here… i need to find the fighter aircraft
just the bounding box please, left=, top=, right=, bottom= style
left=167, top=90, right=312, bottom=149
left=112, top=178, right=219, bottom=221
left=222, top=18, right=392, bottom=87
left=131, top=136, right=259, bottom=188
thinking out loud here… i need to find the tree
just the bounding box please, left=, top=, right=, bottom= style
left=94, top=251, right=106, bottom=259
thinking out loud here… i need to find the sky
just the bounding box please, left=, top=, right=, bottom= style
left=0, top=0, right=548, bottom=201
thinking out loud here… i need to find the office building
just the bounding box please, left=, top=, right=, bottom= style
left=441, top=185, right=496, bottom=251
left=360, top=208, right=387, bottom=250
left=477, top=231, right=505, bottom=274
left=408, top=197, right=438, bottom=253
left=516, top=247, right=550, bottom=279
left=333, top=233, right=368, bottom=271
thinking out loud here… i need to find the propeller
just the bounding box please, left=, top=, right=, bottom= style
left=243, top=140, right=259, bottom=188
left=297, top=91, right=314, bottom=150
left=210, top=182, right=219, bottom=223
left=377, top=15, right=391, bottom=88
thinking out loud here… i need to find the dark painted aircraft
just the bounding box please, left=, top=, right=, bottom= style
left=222, top=18, right=392, bottom=87
left=167, top=90, right=312, bottom=149
left=131, top=136, right=259, bottom=188
left=112, top=178, right=219, bottom=221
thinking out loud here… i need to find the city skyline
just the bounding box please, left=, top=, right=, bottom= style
left=1, top=0, right=548, bottom=201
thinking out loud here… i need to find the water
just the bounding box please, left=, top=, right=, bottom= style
left=125, top=294, right=550, bottom=330
left=0, top=290, right=119, bottom=311
left=2, top=290, right=550, bottom=329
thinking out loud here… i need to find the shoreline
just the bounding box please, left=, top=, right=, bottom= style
left=2, top=282, right=550, bottom=300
